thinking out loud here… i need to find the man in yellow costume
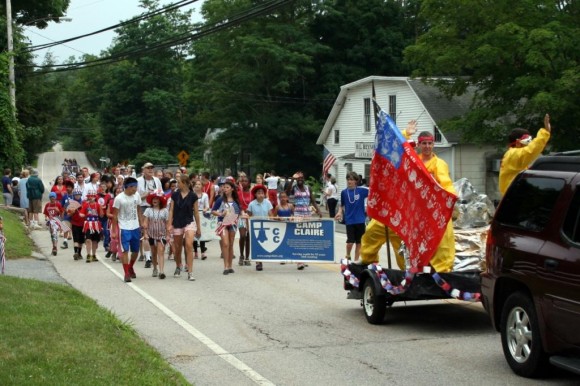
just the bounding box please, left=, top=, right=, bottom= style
left=499, top=114, right=552, bottom=196
left=360, top=121, right=456, bottom=273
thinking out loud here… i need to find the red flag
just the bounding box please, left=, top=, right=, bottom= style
left=367, top=107, right=457, bottom=272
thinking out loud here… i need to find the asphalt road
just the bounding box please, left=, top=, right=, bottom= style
left=14, top=149, right=579, bottom=385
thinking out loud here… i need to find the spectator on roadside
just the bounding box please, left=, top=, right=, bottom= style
left=324, top=176, right=339, bottom=218
left=11, top=178, right=20, bottom=208
left=2, top=168, right=13, bottom=207
left=499, top=114, right=552, bottom=196
left=26, top=169, right=45, bottom=229
left=18, top=169, right=30, bottom=226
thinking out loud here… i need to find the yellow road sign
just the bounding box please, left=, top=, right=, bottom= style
left=177, top=150, right=189, bottom=166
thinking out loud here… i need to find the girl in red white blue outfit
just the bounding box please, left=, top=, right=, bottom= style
left=80, top=190, right=104, bottom=263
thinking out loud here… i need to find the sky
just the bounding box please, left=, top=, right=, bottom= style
left=25, top=0, right=205, bottom=64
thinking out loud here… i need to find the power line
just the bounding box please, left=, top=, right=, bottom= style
left=27, top=0, right=294, bottom=74
left=24, top=0, right=199, bottom=52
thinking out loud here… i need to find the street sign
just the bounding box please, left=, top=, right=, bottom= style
left=177, top=150, right=189, bottom=166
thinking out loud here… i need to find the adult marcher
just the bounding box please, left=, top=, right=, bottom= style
left=192, top=180, right=209, bottom=260
left=143, top=192, right=169, bottom=279
left=166, top=174, right=201, bottom=281
left=137, top=162, right=162, bottom=268
left=212, top=180, right=240, bottom=275
left=245, top=184, right=273, bottom=270
left=264, top=170, right=279, bottom=208
left=237, top=175, right=252, bottom=264
left=111, top=177, right=144, bottom=283
left=18, top=169, right=30, bottom=226
left=2, top=168, right=13, bottom=206
left=285, top=171, right=323, bottom=219
left=335, top=172, right=369, bottom=262
left=285, top=171, right=322, bottom=269
left=324, top=176, right=339, bottom=218
left=26, top=169, right=45, bottom=229
left=499, top=113, right=552, bottom=196
left=51, top=175, right=67, bottom=202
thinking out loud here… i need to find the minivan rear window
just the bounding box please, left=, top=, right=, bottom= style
left=497, top=177, right=565, bottom=231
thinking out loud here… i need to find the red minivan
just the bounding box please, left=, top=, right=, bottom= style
left=481, top=154, right=580, bottom=378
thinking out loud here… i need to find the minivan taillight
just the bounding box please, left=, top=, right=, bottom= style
left=484, top=228, right=494, bottom=272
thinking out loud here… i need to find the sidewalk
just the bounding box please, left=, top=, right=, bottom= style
left=2, top=229, right=68, bottom=285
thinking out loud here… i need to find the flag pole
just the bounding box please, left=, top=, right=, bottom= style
left=372, top=81, right=393, bottom=269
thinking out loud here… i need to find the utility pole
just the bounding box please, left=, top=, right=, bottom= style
left=5, top=0, right=15, bottom=113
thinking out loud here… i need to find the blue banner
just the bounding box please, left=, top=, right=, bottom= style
left=249, top=219, right=335, bottom=263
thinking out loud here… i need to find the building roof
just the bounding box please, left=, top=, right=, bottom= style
left=317, top=76, right=475, bottom=145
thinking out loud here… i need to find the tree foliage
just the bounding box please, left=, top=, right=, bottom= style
left=404, top=0, right=580, bottom=150
left=0, top=53, right=25, bottom=168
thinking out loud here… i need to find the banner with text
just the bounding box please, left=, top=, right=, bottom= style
left=249, top=218, right=335, bottom=263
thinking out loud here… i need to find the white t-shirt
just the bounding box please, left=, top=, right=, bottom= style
left=265, top=176, right=279, bottom=190
left=197, top=192, right=209, bottom=212
left=113, top=192, right=142, bottom=230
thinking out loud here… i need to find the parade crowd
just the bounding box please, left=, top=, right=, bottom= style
left=5, top=163, right=331, bottom=283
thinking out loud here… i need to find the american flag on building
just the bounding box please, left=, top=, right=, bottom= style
left=322, top=146, right=336, bottom=176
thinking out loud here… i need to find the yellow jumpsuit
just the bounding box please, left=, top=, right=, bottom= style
left=498, top=128, right=550, bottom=196
left=360, top=151, right=457, bottom=273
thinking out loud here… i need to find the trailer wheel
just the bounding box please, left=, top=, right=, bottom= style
left=362, top=279, right=386, bottom=324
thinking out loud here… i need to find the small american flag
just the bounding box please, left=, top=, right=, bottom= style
left=322, top=146, right=336, bottom=177
left=215, top=205, right=239, bottom=236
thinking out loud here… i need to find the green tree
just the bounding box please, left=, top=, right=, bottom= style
left=1, top=0, right=70, bottom=27
left=404, top=0, right=579, bottom=150
left=188, top=0, right=325, bottom=177
left=95, top=0, right=196, bottom=162
left=0, top=53, right=25, bottom=168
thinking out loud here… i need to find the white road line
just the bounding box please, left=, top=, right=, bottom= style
left=100, top=259, right=275, bottom=386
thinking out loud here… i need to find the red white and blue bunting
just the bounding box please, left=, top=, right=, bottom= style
left=341, top=259, right=481, bottom=302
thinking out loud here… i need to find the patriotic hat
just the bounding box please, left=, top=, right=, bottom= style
left=73, top=188, right=82, bottom=196
left=251, top=184, right=267, bottom=198
left=86, top=190, right=97, bottom=199
left=146, top=191, right=167, bottom=208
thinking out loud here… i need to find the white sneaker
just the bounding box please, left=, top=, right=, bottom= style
left=187, top=272, right=195, bottom=281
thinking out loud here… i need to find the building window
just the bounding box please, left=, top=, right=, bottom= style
left=334, top=129, right=340, bottom=144
left=364, top=164, right=371, bottom=186
left=364, top=98, right=371, bottom=132
left=434, top=126, right=442, bottom=142
left=389, top=95, right=396, bottom=123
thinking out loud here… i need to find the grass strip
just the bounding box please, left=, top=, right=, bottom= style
left=0, top=276, right=191, bottom=385
left=0, top=208, right=33, bottom=258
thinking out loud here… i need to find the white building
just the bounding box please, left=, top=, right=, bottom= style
left=316, top=76, right=502, bottom=201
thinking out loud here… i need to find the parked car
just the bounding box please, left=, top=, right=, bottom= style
left=481, top=153, right=580, bottom=378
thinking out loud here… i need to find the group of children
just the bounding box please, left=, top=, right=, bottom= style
left=41, top=162, right=322, bottom=283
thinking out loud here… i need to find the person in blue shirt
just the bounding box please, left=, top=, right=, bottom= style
left=335, top=172, right=369, bottom=262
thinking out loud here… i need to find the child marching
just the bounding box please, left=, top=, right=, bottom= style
left=79, top=190, right=104, bottom=263
left=43, top=192, right=66, bottom=256
left=143, top=191, right=169, bottom=279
